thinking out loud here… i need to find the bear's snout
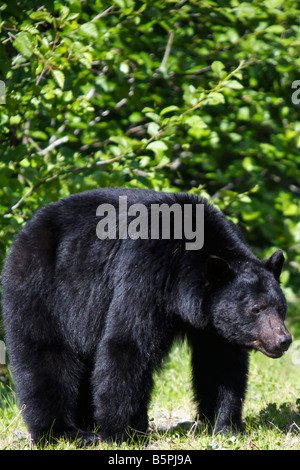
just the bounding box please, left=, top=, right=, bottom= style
left=276, top=333, right=292, bottom=352
left=254, top=313, right=292, bottom=358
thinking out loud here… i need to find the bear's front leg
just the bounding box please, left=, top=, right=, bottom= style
left=91, top=335, right=153, bottom=443
left=189, top=330, right=249, bottom=434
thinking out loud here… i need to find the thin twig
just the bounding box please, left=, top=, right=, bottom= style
left=66, top=6, right=116, bottom=37
left=36, top=65, right=48, bottom=86
left=90, top=6, right=115, bottom=23
left=159, top=31, right=175, bottom=72
left=38, top=135, right=69, bottom=156
left=7, top=154, right=127, bottom=213
left=181, top=59, right=248, bottom=117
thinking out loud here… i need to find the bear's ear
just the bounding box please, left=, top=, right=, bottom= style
left=263, top=249, right=285, bottom=281
left=204, top=255, right=234, bottom=284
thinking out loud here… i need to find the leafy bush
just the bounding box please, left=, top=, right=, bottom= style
left=0, top=0, right=299, bottom=300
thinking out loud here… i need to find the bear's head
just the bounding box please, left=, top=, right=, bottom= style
left=204, top=249, right=292, bottom=358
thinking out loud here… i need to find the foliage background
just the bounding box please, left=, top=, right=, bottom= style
left=0, top=0, right=299, bottom=333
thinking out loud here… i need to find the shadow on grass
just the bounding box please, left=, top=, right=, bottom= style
left=150, top=399, right=300, bottom=444
left=245, top=399, right=300, bottom=434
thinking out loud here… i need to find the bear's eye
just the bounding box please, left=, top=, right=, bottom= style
left=251, top=301, right=268, bottom=314
left=251, top=306, right=261, bottom=314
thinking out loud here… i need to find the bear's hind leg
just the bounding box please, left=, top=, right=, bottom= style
left=91, top=335, right=153, bottom=443
left=9, top=339, right=99, bottom=447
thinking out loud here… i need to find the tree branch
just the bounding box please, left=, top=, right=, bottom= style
left=6, top=153, right=126, bottom=214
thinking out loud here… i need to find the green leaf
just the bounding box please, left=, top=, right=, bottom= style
left=157, top=155, right=170, bottom=166
left=265, top=0, right=283, bottom=6
left=51, top=70, right=65, bottom=89
left=224, top=80, right=244, bottom=89
left=160, top=105, right=180, bottom=116
left=204, top=92, right=225, bottom=105
left=265, top=25, right=285, bottom=33
left=211, top=61, right=225, bottom=77
left=184, top=116, right=207, bottom=128
left=13, top=32, right=33, bottom=58
left=146, top=141, right=168, bottom=152
left=238, top=107, right=250, bottom=120
left=242, top=157, right=254, bottom=171
left=145, top=112, right=160, bottom=123
left=109, top=136, right=129, bottom=150
left=120, top=62, right=130, bottom=74
left=29, top=11, right=52, bottom=23
left=147, top=122, right=160, bottom=136
left=79, top=22, right=98, bottom=39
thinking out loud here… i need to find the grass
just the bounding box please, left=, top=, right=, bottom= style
left=0, top=323, right=299, bottom=450
left=148, top=338, right=300, bottom=451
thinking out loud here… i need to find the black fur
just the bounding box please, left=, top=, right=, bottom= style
left=1, top=188, right=290, bottom=445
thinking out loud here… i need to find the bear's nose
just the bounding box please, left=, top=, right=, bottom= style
left=277, top=334, right=292, bottom=352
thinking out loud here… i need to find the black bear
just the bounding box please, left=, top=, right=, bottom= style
left=1, top=188, right=292, bottom=446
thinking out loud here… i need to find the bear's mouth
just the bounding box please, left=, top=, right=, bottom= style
left=252, top=339, right=284, bottom=359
